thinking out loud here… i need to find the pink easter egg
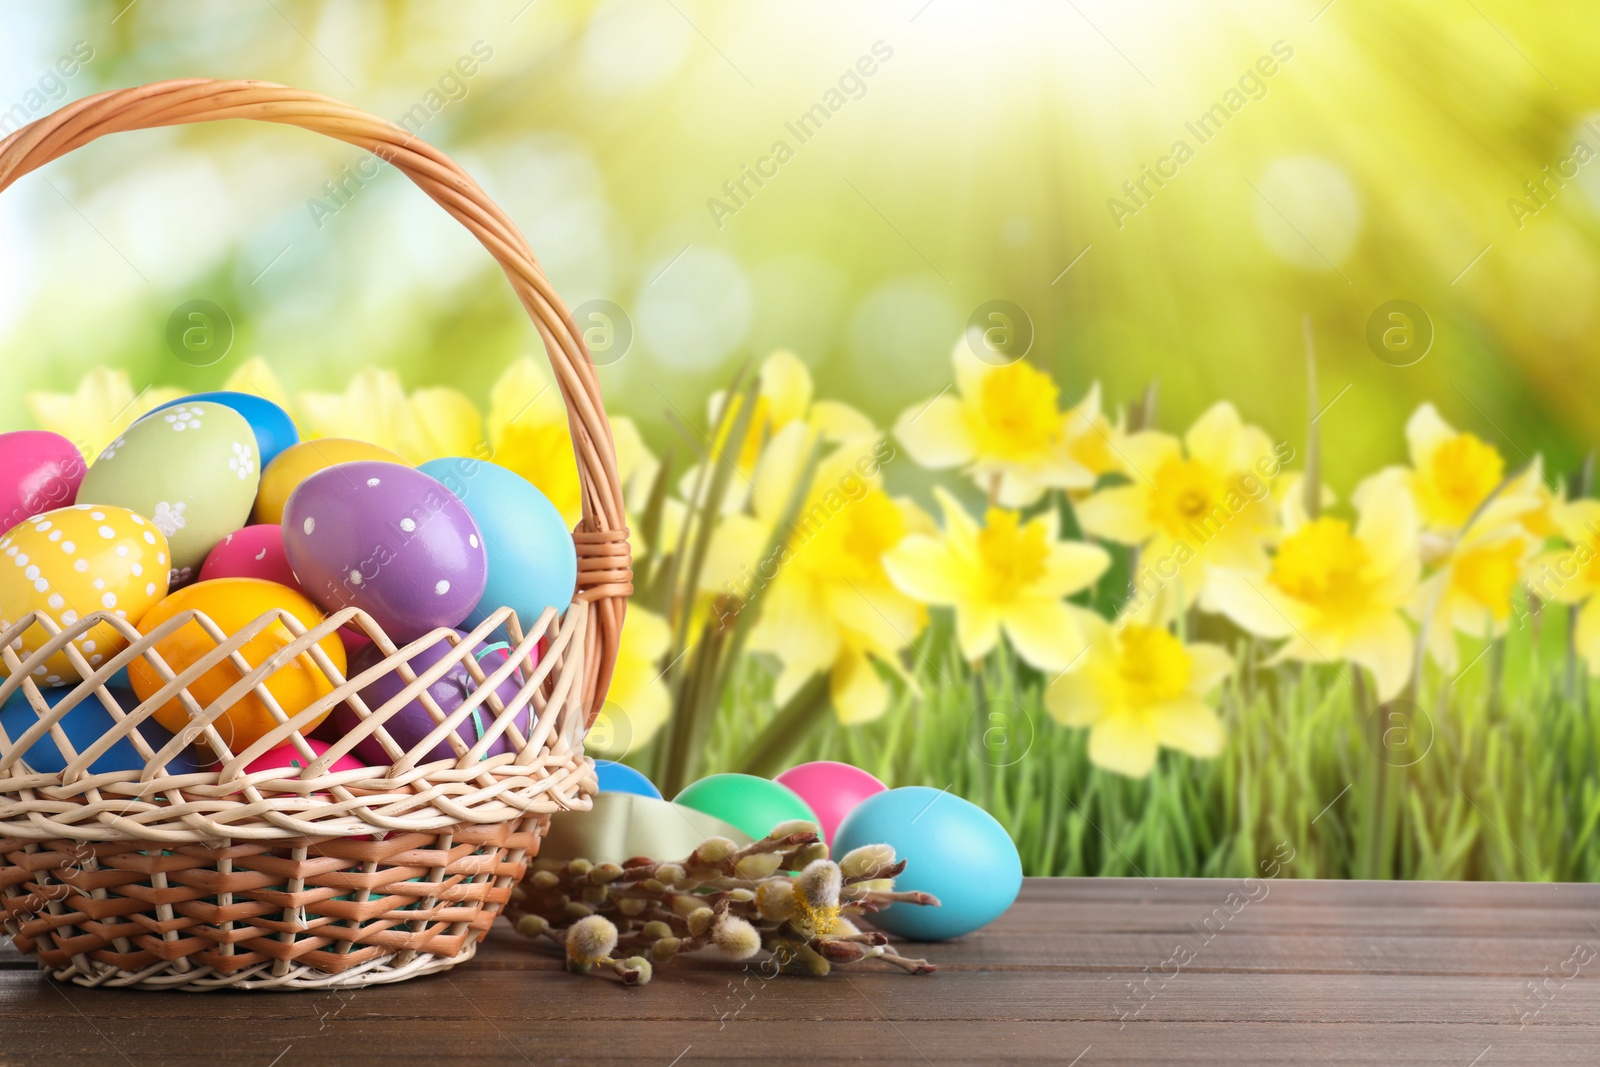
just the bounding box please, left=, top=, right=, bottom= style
left=0, top=430, right=86, bottom=535
left=199, top=524, right=301, bottom=588
left=775, top=760, right=888, bottom=845
left=244, top=737, right=366, bottom=777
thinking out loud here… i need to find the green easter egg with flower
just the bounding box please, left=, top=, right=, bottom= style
left=78, top=400, right=260, bottom=585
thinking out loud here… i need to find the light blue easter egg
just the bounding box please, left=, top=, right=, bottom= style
left=1, top=683, right=209, bottom=775
left=145, top=391, right=299, bottom=470
left=418, top=458, right=578, bottom=634
left=833, top=786, right=1022, bottom=941
left=595, top=760, right=663, bottom=799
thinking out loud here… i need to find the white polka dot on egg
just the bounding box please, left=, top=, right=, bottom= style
left=98, top=526, right=115, bottom=539
left=400, top=518, right=416, bottom=533
left=469, top=534, right=480, bottom=549
left=73, top=560, right=88, bottom=573
left=90, top=511, right=104, bottom=521
left=144, top=532, right=157, bottom=545
left=303, top=517, right=315, bottom=535
left=435, top=580, right=451, bottom=595
left=101, top=593, right=117, bottom=609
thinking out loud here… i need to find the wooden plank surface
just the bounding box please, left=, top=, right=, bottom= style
left=4, top=878, right=1599, bottom=1064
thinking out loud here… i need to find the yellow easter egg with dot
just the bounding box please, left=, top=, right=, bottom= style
left=253, top=439, right=413, bottom=525
left=0, top=505, right=171, bottom=683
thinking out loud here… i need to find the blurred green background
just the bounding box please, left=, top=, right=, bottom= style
left=2, top=0, right=1598, bottom=494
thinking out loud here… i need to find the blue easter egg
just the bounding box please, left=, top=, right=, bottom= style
left=146, top=391, right=299, bottom=469
left=833, top=786, right=1022, bottom=941
left=0, top=684, right=209, bottom=775
left=418, top=458, right=578, bottom=634
left=594, top=760, right=662, bottom=799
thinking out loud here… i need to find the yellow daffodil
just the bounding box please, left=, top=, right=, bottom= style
left=1413, top=520, right=1536, bottom=671
left=1045, top=610, right=1232, bottom=777
left=1062, top=381, right=1124, bottom=493
left=884, top=487, right=1109, bottom=671
left=1373, top=403, right=1540, bottom=532
left=588, top=605, right=672, bottom=757
left=25, top=367, right=183, bottom=462
left=1517, top=457, right=1564, bottom=542
left=222, top=356, right=298, bottom=420
left=1205, top=470, right=1421, bottom=700
left=1076, top=401, right=1285, bottom=620
left=684, top=350, right=875, bottom=513
left=893, top=339, right=1098, bottom=507
left=479, top=357, right=584, bottom=527
left=1528, top=501, right=1600, bottom=673
left=737, top=424, right=930, bottom=724
left=297, top=367, right=482, bottom=466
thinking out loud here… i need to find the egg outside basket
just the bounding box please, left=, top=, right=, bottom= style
left=0, top=80, right=632, bottom=991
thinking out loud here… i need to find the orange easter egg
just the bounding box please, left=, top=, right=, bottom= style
left=130, top=577, right=346, bottom=752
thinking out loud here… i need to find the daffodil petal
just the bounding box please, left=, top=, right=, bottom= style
left=1341, top=611, right=1415, bottom=701
left=1044, top=668, right=1101, bottom=727
left=1075, top=484, right=1154, bottom=545
left=1148, top=695, right=1225, bottom=759
left=1039, top=541, right=1111, bottom=599
left=1185, top=642, right=1235, bottom=695
left=1356, top=471, right=1420, bottom=579
left=812, top=400, right=879, bottom=444
left=830, top=645, right=891, bottom=725
left=1201, top=568, right=1297, bottom=639
left=883, top=535, right=963, bottom=606
left=1088, top=716, right=1160, bottom=778
left=412, top=386, right=485, bottom=461
left=1117, top=431, right=1182, bottom=482
left=760, top=350, right=814, bottom=428
left=1183, top=401, right=1244, bottom=472
left=893, top=393, right=976, bottom=470
left=1405, top=402, right=1455, bottom=472
left=1576, top=599, right=1600, bottom=676
left=955, top=601, right=1002, bottom=662
left=223, top=357, right=296, bottom=418
left=1001, top=598, right=1088, bottom=673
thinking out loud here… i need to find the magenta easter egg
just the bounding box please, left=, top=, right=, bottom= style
left=774, top=760, right=888, bottom=844
left=320, top=630, right=532, bottom=766
left=281, top=461, right=488, bottom=642
left=0, top=431, right=86, bottom=535
left=244, top=737, right=366, bottom=776
left=199, top=524, right=300, bottom=588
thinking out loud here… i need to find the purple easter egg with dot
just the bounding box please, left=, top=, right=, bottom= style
left=318, top=630, right=534, bottom=765
left=281, top=461, right=487, bottom=642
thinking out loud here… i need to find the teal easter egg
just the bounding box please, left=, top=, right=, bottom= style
left=833, top=786, right=1021, bottom=941
left=79, top=401, right=260, bottom=584
left=673, top=773, right=819, bottom=840
left=0, top=683, right=208, bottom=775
left=596, top=760, right=662, bottom=799
left=145, top=391, right=299, bottom=469
left=418, top=458, right=577, bottom=634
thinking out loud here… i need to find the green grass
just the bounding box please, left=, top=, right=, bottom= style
left=664, top=600, right=1600, bottom=881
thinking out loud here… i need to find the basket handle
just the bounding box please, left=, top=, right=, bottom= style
left=0, top=79, right=630, bottom=723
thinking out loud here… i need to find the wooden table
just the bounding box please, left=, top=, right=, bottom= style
left=4, top=878, right=1599, bottom=1064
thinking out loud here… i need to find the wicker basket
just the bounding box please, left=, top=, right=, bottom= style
left=0, top=80, right=631, bottom=991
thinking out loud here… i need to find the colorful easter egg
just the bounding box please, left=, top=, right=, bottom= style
left=595, top=760, right=663, bottom=799
left=78, top=401, right=259, bottom=584
left=0, top=431, right=86, bottom=535
left=775, top=760, right=888, bottom=845
left=319, top=630, right=530, bottom=765
left=0, top=506, right=170, bottom=683
left=419, top=458, right=578, bottom=633
left=130, top=577, right=346, bottom=753
left=199, top=525, right=299, bottom=589
left=243, top=737, right=366, bottom=777
left=834, top=786, right=1022, bottom=941
left=673, top=773, right=820, bottom=841
left=145, top=391, right=299, bottom=470
left=0, top=683, right=207, bottom=775
left=254, top=439, right=412, bottom=525
left=282, top=462, right=488, bottom=642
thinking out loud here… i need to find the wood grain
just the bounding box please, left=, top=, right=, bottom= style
left=4, top=878, right=1599, bottom=1064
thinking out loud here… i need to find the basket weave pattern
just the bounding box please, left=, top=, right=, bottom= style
left=0, top=80, right=632, bottom=990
